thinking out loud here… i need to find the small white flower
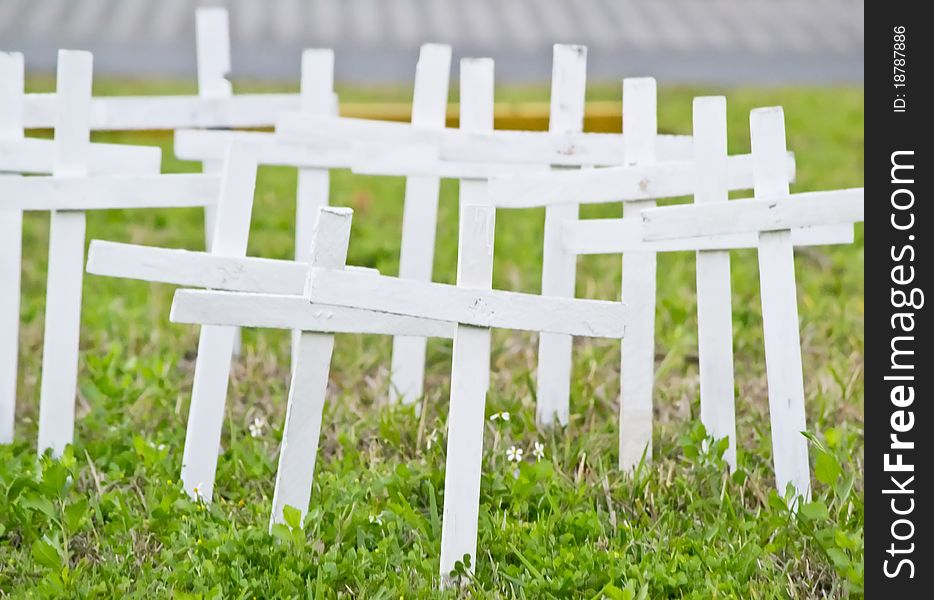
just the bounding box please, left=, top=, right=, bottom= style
left=532, top=441, right=545, bottom=461
left=368, top=513, right=383, bottom=525
left=426, top=428, right=439, bottom=450
left=489, top=411, right=511, bottom=422
left=249, top=416, right=266, bottom=438
left=506, top=445, right=523, bottom=463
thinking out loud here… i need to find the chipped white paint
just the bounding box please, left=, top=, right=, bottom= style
left=305, top=268, right=626, bottom=337
left=0, top=175, right=220, bottom=210
left=641, top=188, right=864, bottom=240
left=36, top=50, right=93, bottom=457
left=618, top=77, right=658, bottom=473
left=486, top=152, right=797, bottom=208
left=86, top=240, right=377, bottom=295
left=0, top=52, right=24, bottom=444
left=563, top=218, right=853, bottom=254
left=691, top=97, right=737, bottom=470
left=389, top=43, right=452, bottom=405
left=537, top=44, right=587, bottom=427
left=439, top=59, right=495, bottom=583
left=179, top=144, right=260, bottom=502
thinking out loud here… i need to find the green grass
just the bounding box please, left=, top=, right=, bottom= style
left=0, top=83, right=863, bottom=598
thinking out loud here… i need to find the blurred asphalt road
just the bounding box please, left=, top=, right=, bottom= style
left=1, top=0, right=863, bottom=84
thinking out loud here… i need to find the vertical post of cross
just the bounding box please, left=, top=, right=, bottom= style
left=271, top=207, right=352, bottom=529
left=693, top=97, right=737, bottom=469
left=390, top=44, right=452, bottom=404
left=0, top=52, right=25, bottom=444
left=36, top=50, right=93, bottom=457
left=536, top=44, right=587, bottom=427
left=750, top=107, right=811, bottom=504
left=180, top=143, right=259, bottom=502
left=196, top=6, right=232, bottom=252
left=291, top=49, right=337, bottom=373
left=618, top=77, right=658, bottom=472
left=439, top=57, right=495, bottom=584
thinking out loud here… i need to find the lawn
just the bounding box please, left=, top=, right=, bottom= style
left=0, top=82, right=864, bottom=598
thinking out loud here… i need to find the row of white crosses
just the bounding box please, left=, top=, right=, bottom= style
left=3, top=10, right=864, bottom=584
left=0, top=50, right=221, bottom=451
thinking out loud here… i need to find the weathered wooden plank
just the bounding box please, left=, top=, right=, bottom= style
left=292, top=49, right=338, bottom=372
left=751, top=107, right=811, bottom=503
left=563, top=218, right=854, bottom=254
left=691, top=97, right=737, bottom=470
left=537, top=44, right=587, bottom=427
left=618, top=77, right=657, bottom=473
left=0, top=174, right=221, bottom=210
left=389, top=43, right=452, bottom=404
left=174, top=129, right=353, bottom=168
left=486, top=152, right=797, bottom=208
left=0, top=137, right=160, bottom=175
left=641, top=188, right=864, bottom=240
left=0, top=51, right=24, bottom=444
left=439, top=71, right=495, bottom=578
left=270, top=207, right=349, bottom=528
left=305, top=267, right=627, bottom=338
left=37, top=50, right=93, bottom=457
left=86, top=241, right=377, bottom=293
left=180, top=144, right=259, bottom=502
left=169, top=290, right=455, bottom=337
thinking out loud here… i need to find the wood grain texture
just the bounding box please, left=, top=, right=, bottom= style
left=389, top=43, right=452, bottom=405
left=537, top=44, right=587, bottom=427
left=37, top=50, right=93, bottom=457
left=618, top=77, right=657, bottom=473
left=751, top=107, right=811, bottom=504
left=691, top=97, right=737, bottom=470
left=180, top=144, right=259, bottom=502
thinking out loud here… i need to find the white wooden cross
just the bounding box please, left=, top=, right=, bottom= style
left=1, top=50, right=222, bottom=456
left=485, top=78, right=800, bottom=471
left=173, top=43, right=449, bottom=370
left=641, top=106, right=864, bottom=501
left=542, top=96, right=854, bottom=471
left=275, top=47, right=692, bottom=414
left=0, top=51, right=162, bottom=444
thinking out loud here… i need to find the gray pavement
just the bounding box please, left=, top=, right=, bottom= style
left=1, top=0, right=864, bottom=84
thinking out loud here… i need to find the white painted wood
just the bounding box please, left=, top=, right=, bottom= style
left=196, top=8, right=233, bottom=100
left=440, top=131, right=694, bottom=166
left=438, top=59, right=495, bottom=583
left=389, top=43, right=452, bottom=405
left=170, top=290, right=456, bottom=337
left=23, top=92, right=301, bottom=131
left=180, top=144, right=260, bottom=502
left=0, top=52, right=24, bottom=444
left=641, top=188, right=865, bottom=240
left=750, top=107, right=811, bottom=503
left=537, top=44, right=587, bottom=427
left=292, top=49, right=337, bottom=373
left=348, top=141, right=546, bottom=179
left=0, top=138, right=160, bottom=175
left=691, top=97, right=736, bottom=470
left=86, top=241, right=377, bottom=293
left=278, top=114, right=694, bottom=168
left=0, top=175, right=221, bottom=210
left=618, top=77, right=658, bottom=473
left=36, top=50, right=93, bottom=458
left=486, top=152, right=797, bottom=208
left=174, top=129, right=354, bottom=168
left=271, top=207, right=349, bottom=528
left=306, top=267, right=626, bottom=337
left=563, top=219, right=854, bottom=254
left=439, top=205, right=495, bottom=581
